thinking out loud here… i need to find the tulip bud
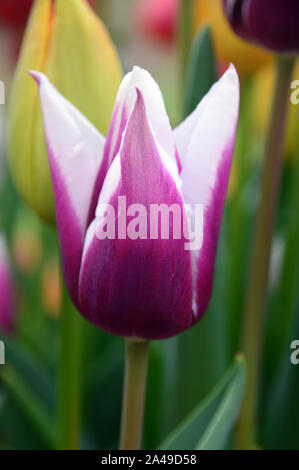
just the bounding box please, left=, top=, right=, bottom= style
left=0, top=234, right=15, bottom=334
left=195, top=0, right=272, bottom=76
left=7, top=0, right=122, bottom=224
left=222, top=0, right=299, bottom=54
left=32, top=64, right=239, bottom=340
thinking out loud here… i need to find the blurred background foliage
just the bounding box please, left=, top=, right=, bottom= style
left=0, top=0, right=298, bottom=450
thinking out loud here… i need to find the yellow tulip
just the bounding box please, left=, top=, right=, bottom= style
left=194, top=0, right=272, bottom=76
left=7, top=0, right=122, bottom=224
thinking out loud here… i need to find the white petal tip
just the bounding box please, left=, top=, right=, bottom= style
left=132, top=65, right=143, bottom=73
left=28, top=70, right=46, bottom=87
left=225, top=63, right=240, bottom=85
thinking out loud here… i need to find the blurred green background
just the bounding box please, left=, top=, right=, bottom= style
left=0, top=0, right=298, bottom=450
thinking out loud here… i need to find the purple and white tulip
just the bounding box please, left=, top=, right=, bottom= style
left=0, top=233, right=15, bottom=334
left=31, top=65, right=239, bottom=340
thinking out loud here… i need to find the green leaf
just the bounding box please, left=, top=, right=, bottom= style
left=183, top=23, right=218, bottom=119
left=0, top=366, right=55, bottom=448
left=2, top=335, right=55, bottom=411
left=159, top=355, right=246, bottom=450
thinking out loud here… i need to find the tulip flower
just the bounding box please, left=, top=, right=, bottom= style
left=135, top=0, right=271, bottom=75
left=222, top=0, right=299, bottom=54
left=0, top=233, right=15, bottom=334
left=7, top=0, right=121, bottom=224
left=31, top=64, right=239, bottom=340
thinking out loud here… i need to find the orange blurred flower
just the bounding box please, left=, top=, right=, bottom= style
left=12, top=227, right=43, bottom=274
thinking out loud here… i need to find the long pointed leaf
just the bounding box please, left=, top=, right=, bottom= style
left=160, top=355, right=246, bottom=450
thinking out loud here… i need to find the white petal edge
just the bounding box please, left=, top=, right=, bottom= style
left=180, top=64, right=239, bottom=207
left=30, top=71, right=106, bottom=234
left=109, top=66, right=176, bottom=167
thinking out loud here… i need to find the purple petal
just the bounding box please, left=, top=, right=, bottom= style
left=79, top=90, right=193, bottom=340
left=0, top=235, right=15, bottom=334
left=88, top=66, right=178, bottom=220
left=179, top=65, right=239, bottom=319
left=31, top=71, right=105, bottom=306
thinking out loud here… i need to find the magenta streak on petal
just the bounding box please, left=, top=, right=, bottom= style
left=194, top=137, right=235, bottom=321
left=79, top=91, right=193, bottom=340
left=0, top=264, right=15, bottom=334
left=88, top=103, right=129, bottom=224
left=31, top=70, right=106, bottom=309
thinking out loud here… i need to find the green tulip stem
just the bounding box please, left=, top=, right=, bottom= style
left=235, top=55, right=295, bottom=449
left=57, top=281, right=83, bottom=450
left=119, top=339, right=150, bottom=450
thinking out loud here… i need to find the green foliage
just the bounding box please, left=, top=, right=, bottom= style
left=183, top=23, right=218, bottom=118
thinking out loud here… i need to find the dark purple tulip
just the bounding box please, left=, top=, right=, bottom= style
left=222, top=0, right=299, bottom=54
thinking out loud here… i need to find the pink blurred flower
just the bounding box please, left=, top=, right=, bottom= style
left=136, top=0, right=178, bottom=42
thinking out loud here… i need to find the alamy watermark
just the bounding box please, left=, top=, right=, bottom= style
left=290, top=340, right=299, bottom=365
left=0, top=340, right=5, bottom=365
left=95, top=196, right=204, bottom=251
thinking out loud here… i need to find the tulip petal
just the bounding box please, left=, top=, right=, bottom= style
left=174, top=79, right=216, bottom=168
left=7, top=0, right=54, bottom=223
left=88, top=66, right=178, bottom=219
left=79, top=90, right=193, bottom=340
left=179, top=65, right=239, bottom=318
left=31, top=72, right=105, bottom=306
